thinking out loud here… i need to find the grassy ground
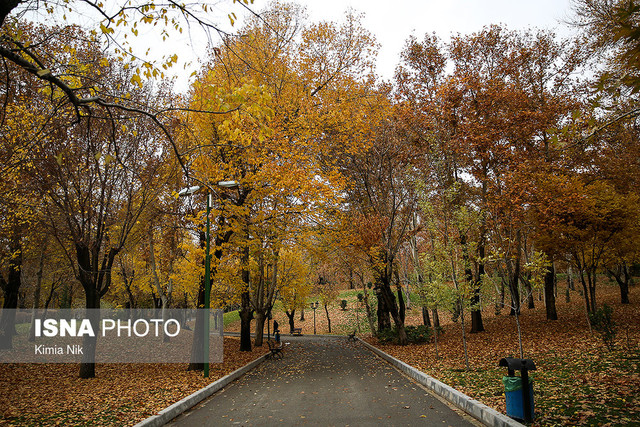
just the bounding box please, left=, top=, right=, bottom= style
left=226, top=282, right=640, bottom=426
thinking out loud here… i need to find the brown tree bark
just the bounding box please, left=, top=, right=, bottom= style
left=187, top=278, right=205, bottom=371
left=285, top=310, right=296, bottom=334
left=321, top=303, right=330, bottom=333
left=544, top=262, right=558, bottom=320
left=77, top=243, right=118, bottom=379
left=508, top=231, right=522, bottom=316
left=421, top=306, right=431, bottom=327
left=0, top=237, right=21, bottom=350
left=375, top=286, right=391, bottom=332
left=608, top=263, right=631, bottom=304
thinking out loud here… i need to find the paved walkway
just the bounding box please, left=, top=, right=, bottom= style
left=167, top=336, right=478, bottom=426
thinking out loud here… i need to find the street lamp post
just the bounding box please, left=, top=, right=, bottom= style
left=178, top=180, right=237, bottom=378
left=310, top=301, right=319, bottom=335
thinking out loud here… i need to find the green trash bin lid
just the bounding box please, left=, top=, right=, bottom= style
left=502, top=376, right=533, bottom=392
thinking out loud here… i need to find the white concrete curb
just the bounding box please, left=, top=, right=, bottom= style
left=132, top=353, right=270, bottom=427
left=358, top=339, right=523, bottom=427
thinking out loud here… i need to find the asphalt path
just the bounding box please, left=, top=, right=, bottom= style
left=167, top=336, right=478, bottom=426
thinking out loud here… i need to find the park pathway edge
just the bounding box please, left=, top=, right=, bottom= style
left=359, top=338, right=523, bottom=427
left=132, top=353, right=269, bottom=427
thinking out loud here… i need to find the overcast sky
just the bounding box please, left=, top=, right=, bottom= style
left=16, top=0, right=579, bottom=90
left=137, top=0, right=579, bottom=90
left=216, top=0, right=578, bottom=81
left=287, top=0, right=577, bottom=79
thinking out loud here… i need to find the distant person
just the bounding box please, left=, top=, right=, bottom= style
left=273, top=320, right=280, bottom=343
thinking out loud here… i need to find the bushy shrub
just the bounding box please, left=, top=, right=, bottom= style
left=589, top=304, right=617, bottom=351
left=405, top=325, right=432, bottom=343
left=377, top=328, right=396, bottom=343
left=376, top=325, right=433, bottom=344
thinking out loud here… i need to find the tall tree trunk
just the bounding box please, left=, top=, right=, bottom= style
left=586, top=266, right=597, bottom=313
left=126, top=282, right=136, bottom=309
left=0, top=238, right=21, bottom=350
left=544, top=261, right=558, bottom=320
left=471, top=176, right=487, bottom=333
left=148, top=226, right=171, bottom=342
left=508, top=231, right=522, bottom=316
left=589, top=278, right=597, bottom=313
left=239, top=291, right=253, bottom=351
left=77, top=243, right=117, bottom=379
left=422, top=306, right=431, bottom=327
left=609, top=264, right=631, bottom=304
left=362, top=283, right=376, bottom=336
left=433, top=314, right=439, bottom=359
left=460, top=234, right=483, bottom=332
left=239, top=242, right=253, bottom=351
left=567, top=266, right=575, bottom=290
left=403, top=284, right=411, bottom=310
left=189, top=230, right=208, bottom=370
left=397, top=286, right=406, bottom=325
left=253, top=249, right=279, bottom=348
left=377, top=273, right=407, bottom=345
left=43, top=280, right=57, bottom=311
left=375, top=285, right=391, bottom=331
left=254, top=310, right=266, bottom=347
left=432, top=308, right=440, bottom=328
left=395, top=271, right=405, bottom=325
left=285, top=310, right=296, bottom=334
left=161, top=280, right=172, bottom=343
left=60, top=283, right=73, bottom=309
left=471, top=239, right=485, bottom=333
left=523, top=276, right=535, bottom=309
left=459, top=295, right=470, bottom=370
left=577, top=266, right=593, bottom=333
left=28, top=246, right=46, bottom=342
left=79, top=281, right=99, bottom=379
left=188, top=278, right=205, bottom=371
left=324, top=303, right=331, bottom=333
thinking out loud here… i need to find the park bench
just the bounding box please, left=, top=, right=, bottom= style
left=267, top=339, right=284, bottom=359
left=292, top=328, right=302, bottom=336
left=347, top=330, right=357, bottom=342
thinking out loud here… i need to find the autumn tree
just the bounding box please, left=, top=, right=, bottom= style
left=277, top=246, right=311, bottom=334
left=0, top=25, right=87, bottom=348
left=338, top=107, right=421, bottom=345
left=539, top=175, right=639, bottom=313
left=13, top=25, right=178, bottom=377
left=396, top=26, right=588, bottom=327
left=572, top=0, right=640, bottom=95
left=183, top=2, right=376, bottom=350
left=394, top=32, right=488, bottom=333
left=1, top=1, right=254, bottom=155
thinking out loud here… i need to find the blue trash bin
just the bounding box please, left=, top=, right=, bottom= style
left=503, top=376, right=534, bottom=421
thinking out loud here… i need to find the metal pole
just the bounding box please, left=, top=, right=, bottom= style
left=204, top=193, right=211, bottom=378
left=313, top=305, right=317, bottom=335
left=521, top=361, right=532, bottom=422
